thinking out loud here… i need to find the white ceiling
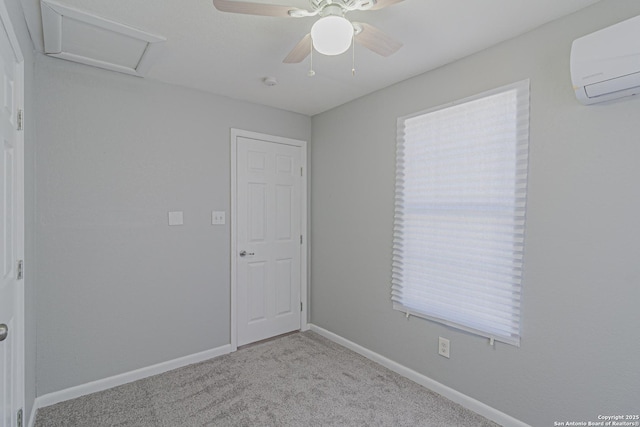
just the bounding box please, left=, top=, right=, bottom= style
left=21, top=0, right=601, bottom=115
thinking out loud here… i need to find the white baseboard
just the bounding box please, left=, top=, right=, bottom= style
left=28, top=403, right=38, bottom=427
left=308, top=324, right=530, bottom=427
left=28, top=344, right=232, bottom=427
left=29, top=327, right=529, bottom=427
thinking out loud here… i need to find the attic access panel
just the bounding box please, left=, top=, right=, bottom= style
left=41, top=0, right=165, bottom=77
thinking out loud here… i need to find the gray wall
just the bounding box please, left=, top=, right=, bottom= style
left=34, top=55, right=310, bottom=395
left=3, top=0, right=36, bottom=421
left=310, top=0, right=640, bottom=425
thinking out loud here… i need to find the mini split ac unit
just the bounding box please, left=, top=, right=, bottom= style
left=570, top=14, right=640, bottom=105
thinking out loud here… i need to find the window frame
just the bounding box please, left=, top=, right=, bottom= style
left=392, top=80, right=530, bottom=347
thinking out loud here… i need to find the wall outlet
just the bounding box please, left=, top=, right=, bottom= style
left=438, top=337, right=450, bottom=358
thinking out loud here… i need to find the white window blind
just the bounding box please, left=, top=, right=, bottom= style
left=392, top=80, right=530, bottom=346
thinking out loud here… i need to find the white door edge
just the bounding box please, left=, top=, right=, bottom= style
left=230, top=129, right=308, bottom=351
left=0, top=0, right=25, bottom=423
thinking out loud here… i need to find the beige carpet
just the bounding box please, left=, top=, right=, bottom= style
left=34, top=331, right=498, bottom=426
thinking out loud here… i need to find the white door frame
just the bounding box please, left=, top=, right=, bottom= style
left=0, top=0, right=25, bottom=423
left=230, top=129, right=308, bottom=351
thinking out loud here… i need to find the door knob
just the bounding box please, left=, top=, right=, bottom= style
left=239, top=250, right=255, bottom=257
left=0, top=324, right=7, bottom=342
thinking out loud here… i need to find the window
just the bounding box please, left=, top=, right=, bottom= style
left=392, top=80, right=530, bottom=346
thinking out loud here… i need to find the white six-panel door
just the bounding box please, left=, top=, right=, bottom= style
left=232, top=131, right=306, bottom=348
left=0, top=3, right=24, bottom=426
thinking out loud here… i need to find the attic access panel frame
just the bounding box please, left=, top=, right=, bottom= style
left=41, top=0, right=166, bottom=77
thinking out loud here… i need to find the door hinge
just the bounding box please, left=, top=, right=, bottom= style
left=300, top=167, right=303, bottom=177
left=17, top=109, right=23, bottom=131
left=300, top=235, right=303, bottom=245
left=17, top=408, right=23, bottom=427
left=300, top=302, right=303, bottom=312
left=17, top=260, right=23, bottom=280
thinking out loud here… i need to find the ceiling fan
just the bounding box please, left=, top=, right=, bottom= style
left=211, top=0, right=404, bottom=64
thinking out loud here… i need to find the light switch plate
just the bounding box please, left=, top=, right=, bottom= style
left=212, top=211, right=225, bottom=225
left=168, top=211, right=183, bottom=226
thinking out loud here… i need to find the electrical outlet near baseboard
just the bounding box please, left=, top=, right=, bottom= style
left=438, top=337, right=450, bottom=358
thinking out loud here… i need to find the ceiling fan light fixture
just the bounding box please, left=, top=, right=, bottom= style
left=311, top=16, right=353, bottom=56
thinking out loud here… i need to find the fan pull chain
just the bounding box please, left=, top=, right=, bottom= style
left=308, top=41, right=316, bottom=77
left=352, top=34, right=356, bottom=76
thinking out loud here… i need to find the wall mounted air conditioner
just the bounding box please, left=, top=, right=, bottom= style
left=570, top=14, right=640, bottom=105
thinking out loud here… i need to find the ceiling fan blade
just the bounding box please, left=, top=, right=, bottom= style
left=369, top=0, right=404, bottom=10
left=354, top=22, right=402, bottom=57
left=283, top=34, right=312, bottom=63
left=212, top=0, right=302, bottom=17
